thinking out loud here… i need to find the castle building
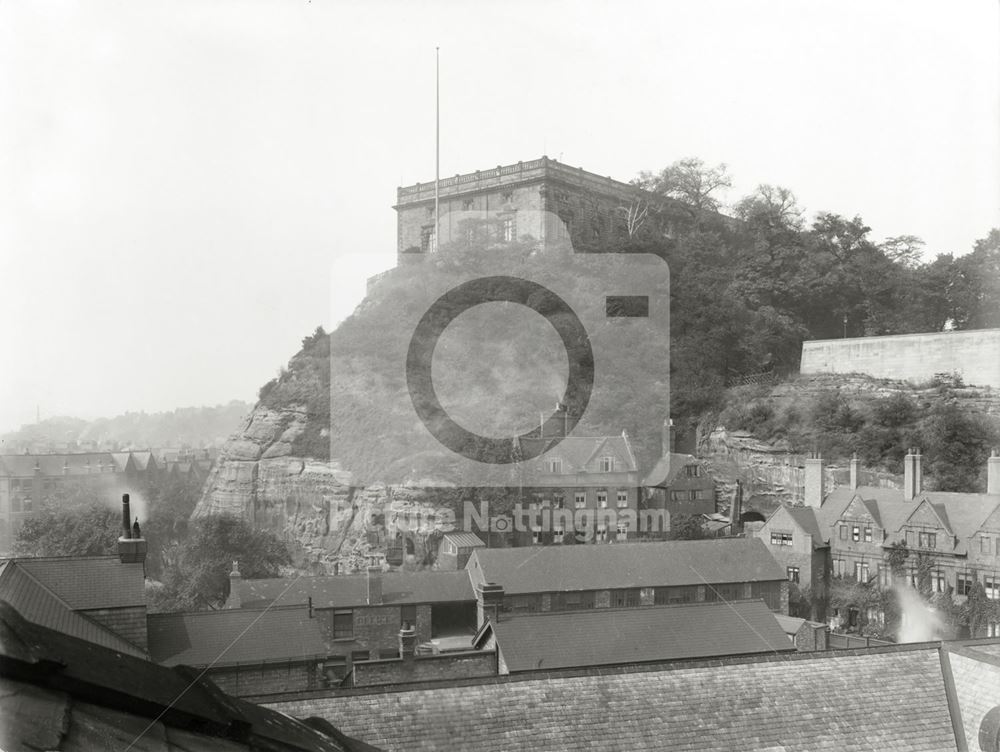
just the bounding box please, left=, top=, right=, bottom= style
left=393, top=156, right=677, bottom=263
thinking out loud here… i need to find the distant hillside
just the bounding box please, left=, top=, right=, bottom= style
left=0, top=401, right=252, bottom=452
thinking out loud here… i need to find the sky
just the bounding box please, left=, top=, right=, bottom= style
left=1, top=0, right=998, bottom=434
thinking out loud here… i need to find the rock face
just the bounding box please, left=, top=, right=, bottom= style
left=193, top=406, right=459, bottom=573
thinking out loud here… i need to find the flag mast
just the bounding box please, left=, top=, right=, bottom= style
left=434, top=46, right=440, bottom=252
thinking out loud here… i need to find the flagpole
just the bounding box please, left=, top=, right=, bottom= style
left=434, top=46, right=440, bottom=252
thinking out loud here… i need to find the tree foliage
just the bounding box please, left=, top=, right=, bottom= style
left=14, top=503, right=120, bottom=557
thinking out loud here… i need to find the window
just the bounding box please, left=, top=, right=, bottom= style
left=554, top=527, right=565, bottom=544
left=991, top=622, right=1000, bottom=638
left=21, top=497, right=32, bottom=513
left=333, top=610, right=353, bottom=640
left=918, top=531, right=937, bottom=550
left=834, top=559, right=846, bottom=577
left=400, top=605, right=416, bottom=628
left=616, top=490, right=629, bottom=508
left=597, top=492, right=608, bottom=509
left=685, top=465, right=701, bottom=477
left=600, top=457, right=614, bottom=472
left=770, top=532, right=793, bottom=546
left=548, top=459, right=562, bottom=474
left=987, top=577, right=999, bottom=600
left=852, top=526, right=860, bottom=542
left=787, top=566, right=800, bottom=584
left=462, top=198, right=474, bottom=210
left=554, top=494, right=564, bottom=509
left=532, top=526, right=541, bottom=545
left=613, top=589, right=640, bottom=608
left=596, top=526, right=607, bottom=542
left=854, top=562, right=870, bottom=583
left=879, top=566, right=892, bottom=588
left=500, top=216, right=515, bottom=242
left=982, top=537, right=992, bottom=555
left=616, top=522, right=629, bottom=542
left=420, top=226, right=436, bottom=253
left=957, top=572, right=974, bottom=596
left=574, top=492, right=586, bottom=509
left=931, top=570, right=946, bottom=593
left=839, top=525, right=848, bottom=541
left=864, top=527, right=873, bottom=543
left=905, top=530, right=915, bottom=547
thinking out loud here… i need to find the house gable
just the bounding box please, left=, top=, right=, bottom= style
left=901, top=498, right=953, bottom=535
left=840, top=496, right=878, bottom=525
left=976, top=502, right=1000, bottom=535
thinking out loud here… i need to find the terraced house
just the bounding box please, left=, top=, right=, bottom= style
left=757, top=448, right=1000, bottom=632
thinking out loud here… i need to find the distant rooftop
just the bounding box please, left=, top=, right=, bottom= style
left=467, top=538, right=786, bottom=594
left=481, top=600, right=793, bottom=672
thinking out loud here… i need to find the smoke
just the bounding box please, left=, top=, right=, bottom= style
left=895, top=585, right=944, bottom=643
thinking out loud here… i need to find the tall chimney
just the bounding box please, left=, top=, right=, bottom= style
left=117, top=493, right=147, bottom=564
left=399, top=622, right=416, bottom=661
left=731, top=480, right=744, bottom=535
left=121, top=493, right=132, bottom=539
left=367, top=565, right=383, bottom=605
left=904, top=448, right=923, bottom=501
left=804, top=453, right=825, bottom=508
left=663, top=419, right=676, bottom=455
left=850, top=453, right=860, bottom=491
left=988, top=448, right=1000, bottom=496
left=225, top=561, right=242, bottom=609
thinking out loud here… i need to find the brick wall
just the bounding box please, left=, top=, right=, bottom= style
left=317, top=604, right=433, bottom=662
left=81, top=606, right=148, bottom=650
left=351, top=651, right=497, bottom=687
left=801, top=329, right=1000, bottom=388
left=207, top=661, right=320, bottom=697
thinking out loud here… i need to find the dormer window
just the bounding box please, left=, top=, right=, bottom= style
left=548, top=458, right=562, bottom=474
left=918, top=531, right=937, bottom=549
left=600, top=457, right=614, bottom=472
left=685, top=465, right=700, bottom=477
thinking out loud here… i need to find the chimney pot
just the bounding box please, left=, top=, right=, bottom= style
left=225, top=561, right=242, bottom=609
left=399, top=622, right=417, bottom=660
left=121, top=494, right=132, bottom=539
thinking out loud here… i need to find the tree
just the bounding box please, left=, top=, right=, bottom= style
left=668, top=513, right=706, bottom=540
left=639, top=157, right=731, bottom=223
left=14, top=504, right=119, bottom=557
left=154, top=515, right=292, bottom=611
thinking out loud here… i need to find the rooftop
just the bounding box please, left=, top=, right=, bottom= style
left=466, top=538, right=786, bottom=594
left=266, top=642, right=977, bottom=751
left=7, top=555, right=146, bottom=610
left=238, top=570, right=475, bottom=610
left=481, top=600, right=793, bottom=672
left=148, top=605, right=328, bottom=668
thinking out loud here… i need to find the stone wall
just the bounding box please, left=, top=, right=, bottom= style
left=350, top=651, right=497, bottom=687
left=801, top=329, right=1000, bottom=388
left=208, top=661, right=319, bottom=697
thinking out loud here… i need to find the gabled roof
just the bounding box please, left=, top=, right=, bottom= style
left=0, top=450, right=158, bottom=477
left=0, top=561, right=146, bottom=657
left=520, top=435, right=638, bottom=474
left=483, top=600, right=793, bottom=672
left=782, top=506, right=827, bottom=548
left=276, top=644, right=960, bottom=751
left=148, top=605, right=327, bottom=668
left=238, top=570, right=474, bottom=610
left=440, top=532, right=486, bottom=549
left=0, top=600, right=364, bottom=752
left=467, top=538, right=785, bottom=594
left=11, top=555, right=145, bottom=610
left=642, top=453, right=701, bottom=488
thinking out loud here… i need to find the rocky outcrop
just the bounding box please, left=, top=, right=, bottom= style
left=193, top=406, right=462, bottom=573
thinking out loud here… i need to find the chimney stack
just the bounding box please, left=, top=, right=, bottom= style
left=399, top=622, right=416, bottom=661
left=850, top=453, right=860, bottom=491
left=225, top=561, right=242, bottom=609
left=367, top=565, right=383, bottom=605
left=663, top=419, right=676, bottom=455
left=475, top=582, right=505, bottom=628
left=117, top=493, right=148, bottom=564
left=988, top=448, right=1000, bottom=496
left=803, top=453, right=825, bottom=508
left=904, top=448, right=923, bottom=501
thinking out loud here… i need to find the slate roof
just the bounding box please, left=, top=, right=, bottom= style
left=484, top=600, right=793, bottom=672
left=467, top=538, right=785, bottom=594
left=11, top=555, right=146, bottom=609
left=0, top=451, right=142, bottom=477
left=440, top=532, right=486, bottom=549
left=0, top=561, right=146, bottom=657
left=783, top=506, right=827, bottom=548
left=267, top=644, right=960, bottom=751
left=642, top=452, right=701, bottom=488
left=148, top=605, right=328, bottom=668
left=519, top=435, right=638, bottom=474
left=238, top=570, right=475, bottom=610
left=0, top=601, right=369, bottom=752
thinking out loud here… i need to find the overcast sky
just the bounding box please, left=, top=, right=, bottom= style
left=1, top=0, right=997, bottom=434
